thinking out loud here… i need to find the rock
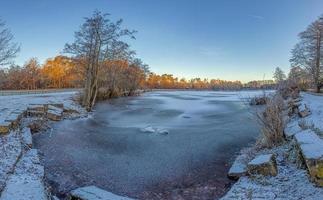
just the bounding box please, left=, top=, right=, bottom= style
left=4, top=113, right=21, bottom=129
left=0, top=121, right=11, bottom=135
left=28, top=110, right=46, bottom=118
left=247, top=154, right=278, bottom=176
left=21, top=127, right=32, bottom=148
left=69, top=186, right=134, bottom=200
left=27, top=104, right=46, bottom=112
left=28, top=120, right=46, bottom=133
left=287, top=99, right=300, bottom=116
left=27, top=104, right=46, bottom=118
left=284, top=120, right=302, bottom=139
left=298, top=104, right=311, bottom=118
left=250, top=97, right=268, bottom=105
left=46, top=103, right=64, bottom=109
left=294, top=130, right=323, bottom=186
left=47, top=105, right=63, bottom=121
left=63, top=107, right=80, bottom=115
left=228, top=154, right=248, bottom=179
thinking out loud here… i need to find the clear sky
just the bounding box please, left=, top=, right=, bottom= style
left=0, top=0, right=322, bottom=82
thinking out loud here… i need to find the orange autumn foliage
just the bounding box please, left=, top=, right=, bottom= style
left=41, top=56, right=83, bottom=88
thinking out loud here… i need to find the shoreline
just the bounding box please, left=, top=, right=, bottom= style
left=0, top=91, right=88, bottom=200
left=220, top=92, right=323, bottom=199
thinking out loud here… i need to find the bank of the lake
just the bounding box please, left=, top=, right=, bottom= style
left=221, top=92, right=323, bottom=200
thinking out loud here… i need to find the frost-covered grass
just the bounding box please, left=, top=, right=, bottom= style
left=0, top=149, right=47, bottom=200
left=0, top=131, right=22, bottom=192
left=222, top=143, right=323, bottom=200
left=0, top=91, right=83, bottom=123
left=300, top=93, right=323, bottom=136
left=221, top=92, right=323, bottom=200
left=0, top=91, right=84, bottom=200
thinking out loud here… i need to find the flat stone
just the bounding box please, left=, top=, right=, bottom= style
left=294, top=130, right=323, bottom=186
left=46, top=103, right=64, bottom=109
left=47, top=106, right=63, bottom=121
left=284, top=120, right=302, bottom=139
left=27, top=110, right=45, bottom=118
left=47, top=105, right=63, bottom=111
left=228, top=154, right=248, bottom=179
left=21, top=127, right=32, bottom=148
left=247, top=154, right=278, bottom=176
left=298, top=104, right=311, bottom=118
left=28, top=120, right=46, bottom=133
left=70, top=186, right=134, bottom=200
left=27, top=104, right=46, bottom=112
left=63, top=106, right=80, bottom=114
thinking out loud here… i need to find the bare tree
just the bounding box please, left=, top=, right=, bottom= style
left=290, top=15, right=323, bottom=93
left=22, top=58, right=40, bottom=90
left=273, top=67, right=286, bottom=83
left=0, top=19, right=20, bottom=66
left=64, top=11, right=136, bottom=111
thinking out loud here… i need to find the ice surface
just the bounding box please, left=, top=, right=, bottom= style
left=34, top=90, right=262, bottom=197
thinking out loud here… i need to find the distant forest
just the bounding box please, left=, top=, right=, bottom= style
left=0, top=58, right=275, bottom=91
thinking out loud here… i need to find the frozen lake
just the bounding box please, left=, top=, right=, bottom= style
left=34, top=90, right=263, bottom=199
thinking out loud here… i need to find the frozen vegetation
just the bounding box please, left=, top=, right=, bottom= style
left=222, top=92, right=323, bottom=200
left=0, top=91, right=84, bottom=200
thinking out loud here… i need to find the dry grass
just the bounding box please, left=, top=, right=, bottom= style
left=277, top=80, right=300, bottom=100
left=257, top=94, right=286, bottom=148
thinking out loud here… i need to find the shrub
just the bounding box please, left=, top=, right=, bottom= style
left=257, top=94, right=286, bottom=147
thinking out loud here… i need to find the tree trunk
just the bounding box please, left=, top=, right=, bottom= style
left=82, top=64, right=93, bottom=111
left=315, top=31, right=321, bottom=93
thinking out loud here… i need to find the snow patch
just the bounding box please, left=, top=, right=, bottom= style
left=70, top=185, right=134, bottom=200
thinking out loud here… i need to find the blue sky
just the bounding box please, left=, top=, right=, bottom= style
left=0, top=0, right=322, bottom=82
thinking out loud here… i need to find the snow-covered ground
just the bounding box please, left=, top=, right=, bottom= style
left=301, top=93, right=323, bottom=135
left=0, top=91, right=84, bottom=200
left=221, top=92, right=323, bottom=200
left=0, top=91, right=82, bottom=124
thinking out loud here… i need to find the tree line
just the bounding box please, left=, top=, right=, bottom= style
left=0, top=59, right=274, bottom=91
left=146, top=73, right=276, bottom=90
left=289, top=14, right=323, bottom=92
